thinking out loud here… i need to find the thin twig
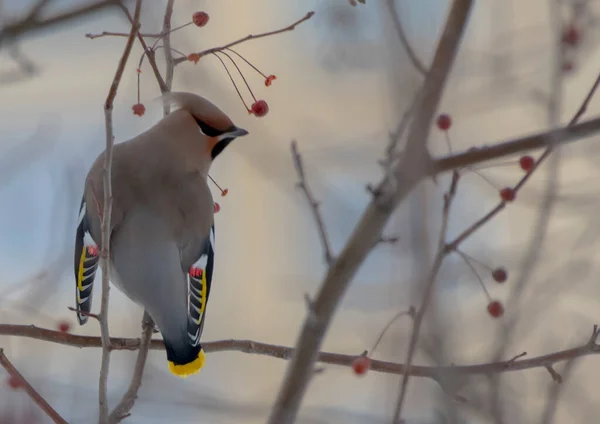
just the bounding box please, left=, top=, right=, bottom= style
left=369, top=307, right=415, bottom=355
left=544, top=364, right=563, bottom=383
left=162, top=0, right=175, bottom=114
left=1, top=324, right=599, bottom=379
left=0, top=348, right=68, bottom=424
left=392, top=171, right=460, bottom=423
left=108, top=312, right=155, bottom=423
left=67, top=306, right=100, bottom=321
left=173, top=11, right=315, bottom=65
left=382, top=89, right=422, bottom=169
left=385, top=0, right=427, bottom=76
left=540, top=358, right=578, bottom=424
left=118, top=3, right=169, bottom=93
left=291, top=140, right=334, bottom=266
left=268, top=3, right=473, bottom=423
left=86, top=31, right=161, bottom=39
left=98, top=2, right=142, bottom=423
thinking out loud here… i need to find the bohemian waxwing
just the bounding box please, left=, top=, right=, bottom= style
left=73, top=92, right=248, bottom=378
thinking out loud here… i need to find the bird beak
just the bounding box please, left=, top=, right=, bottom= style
left=217, top=126, right=249, bottom=141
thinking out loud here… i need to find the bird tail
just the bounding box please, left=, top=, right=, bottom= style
left=164, top=340, right=205, bottom=378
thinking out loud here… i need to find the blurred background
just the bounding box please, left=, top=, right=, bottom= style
left=2, top=0, right=600, bottom=423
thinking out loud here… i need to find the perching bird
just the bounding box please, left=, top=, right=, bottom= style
left=73, top=92, right=248, bottom=377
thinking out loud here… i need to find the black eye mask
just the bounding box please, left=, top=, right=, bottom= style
left=195, top=118, right=225, bottom=137
left=211, top=138, right=233, bottom=159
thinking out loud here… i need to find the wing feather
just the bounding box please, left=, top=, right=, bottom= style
left=186, top=225, right=215, bottom=346
left=73, top=197, right=99, bottom=325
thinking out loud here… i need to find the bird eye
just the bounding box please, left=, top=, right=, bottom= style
left=195, top=118, right=223, bottom=137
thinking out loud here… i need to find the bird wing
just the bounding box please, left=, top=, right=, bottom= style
left=73, top=197, right=100, bottom=325
left=185, top=224, right=215, bottom=347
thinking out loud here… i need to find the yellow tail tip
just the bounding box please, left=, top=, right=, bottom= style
left=168, top=349, right=205, bottom=378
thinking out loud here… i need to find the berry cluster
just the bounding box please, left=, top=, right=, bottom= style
left=133, top=11, right=276, bottom=119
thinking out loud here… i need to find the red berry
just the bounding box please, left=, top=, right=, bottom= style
left=187, top=53, right=201, bottom=64
left=221, top=188, right=228, bottom=197
left=132, top=103, right=145, bottom=117
left=192, top=11, right=210, bottom=27
left=487, top=300, right=504, bottom=318
left=500, top=187, right=515, bottom=202
left=213, top=202, right=221, bottom=213
left=492, top=268, right=507, bottom=283
left=436, top=114, right=452, bottom=131
left=265, top=75, right=277, bottom=87
left=352, top=356, right=371, bottom=375
left=562, top=25, right=580, bottom=46
left=251, top=100, right=269, bottom=117
left=58, top=321, right=71, bottom=333
left=519, top=155, right=534, bottom=172
left=7, top=375, right=22, bottom=390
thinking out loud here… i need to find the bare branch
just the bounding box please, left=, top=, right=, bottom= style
left=118, top=3, right=169, bottom=93
left=392, top=171, right=459, bottom=422
left=173, top=11, right=315, bottom=65
left=0, top=0, right=122, bottom=44
left=291, top=140, right=334, bottom=266
left=385, top=0, right=427, bottom=76
left=507, top=351, right=527, bottom=363
left=98, top=2, right=142, bottom=422
left=1, top=324, right=600, bottom=379
left=540, top=359, right=577, bottom=424
left=544, top=364, right=563, bottom=384
left=0, top=348, right=67, bottom=424
left=433, top=115, right=600, bottom=175
left=108, top=312, right=154, bottom=423
left=382, top=89, right=422, bottom=168
left=86, top=31, right=161, bottom=39
left=268, top=2, right=473, bottom=423
left=162, top=0, right=175, bottom=113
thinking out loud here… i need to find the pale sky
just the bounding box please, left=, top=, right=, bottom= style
left=2, top=1, right=600, bottom=423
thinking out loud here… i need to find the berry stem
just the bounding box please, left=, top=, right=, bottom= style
left=464, top=166, right=501, bottom=189
left=216, top=50, right=258, bottom=102
left=369, top=308, right=414, bottom=356
left=225, top=48, right=270, bottom=79
left=137, top=71, right=141, bottom=104
left=456, top=249, right=494, bottom=272
left=444, top=131, right=453, bottom=154
left=211, top=52, right=251, bottom=111
left=468, top=160, right=519, bottom=172
left=207, top=174, right=227, bottom=196
left=456, top=251, right=492, bottom=301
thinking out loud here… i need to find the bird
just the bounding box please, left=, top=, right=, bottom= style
left=73, top=92, right=248, bottom=378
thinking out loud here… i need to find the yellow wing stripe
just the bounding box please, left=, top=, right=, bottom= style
left=77, top=247, right=87, bottom=292
left=192, top=269, right=208, bottom=325
left=200, top=269, right=207, bottom=314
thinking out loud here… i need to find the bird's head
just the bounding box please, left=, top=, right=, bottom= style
left=161, top=92, right=249, bottom=159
